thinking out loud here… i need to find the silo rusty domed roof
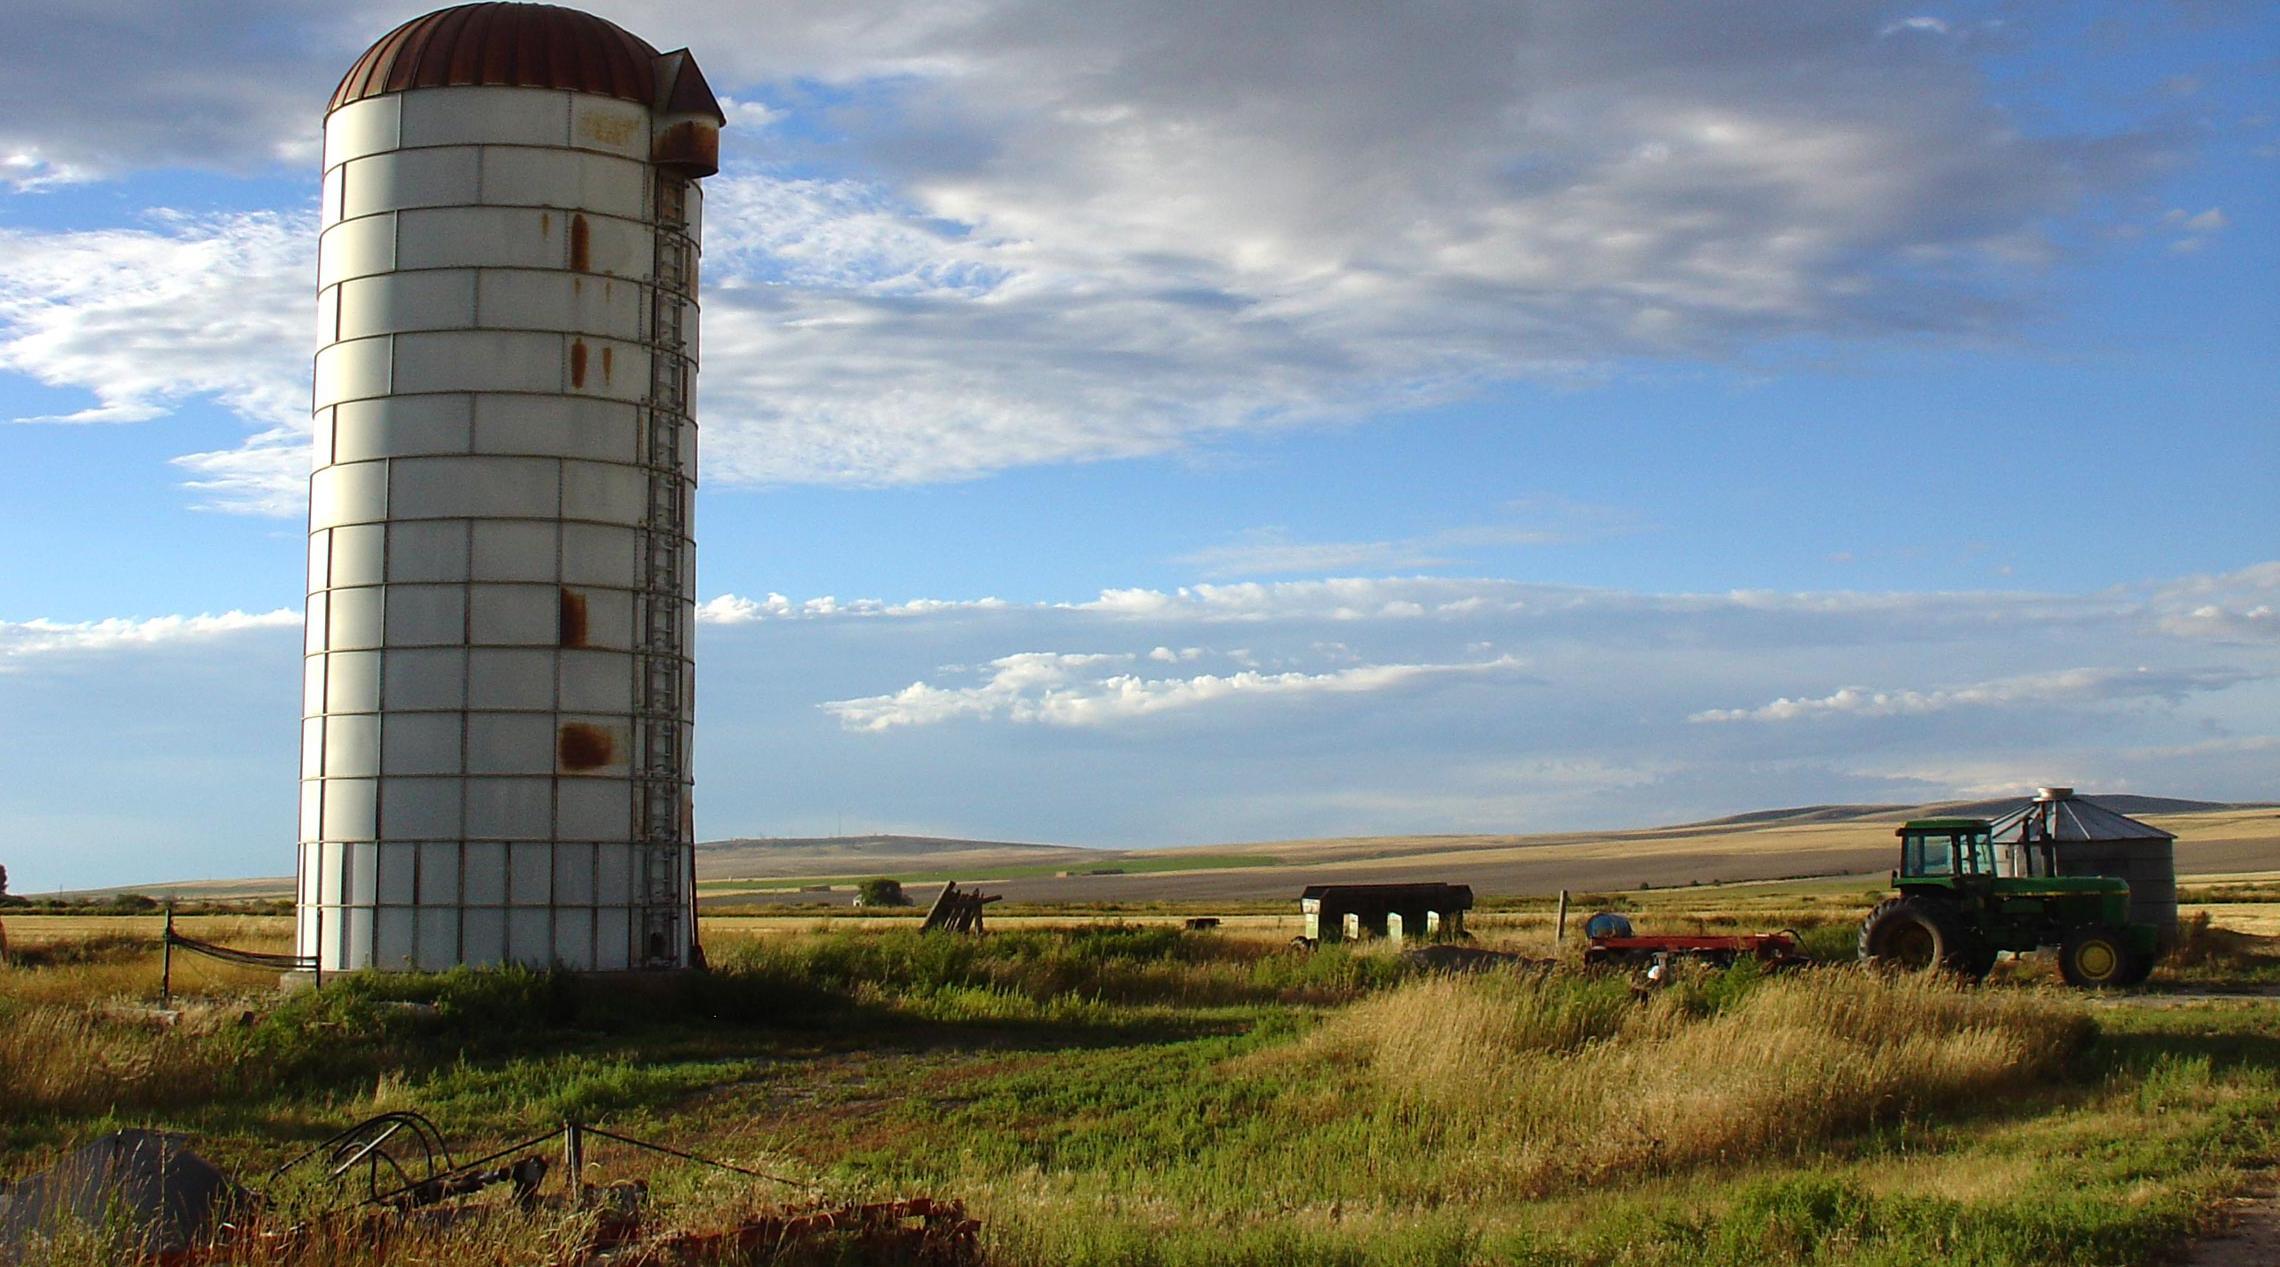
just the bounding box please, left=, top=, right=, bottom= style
left=330, top=3, right=721, bottom=119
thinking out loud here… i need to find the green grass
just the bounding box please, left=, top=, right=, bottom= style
left=2, top=921, right=2276, bottom=1265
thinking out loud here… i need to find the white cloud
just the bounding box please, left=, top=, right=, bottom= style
left=2162, top=604, right=2276, bottom=643
left=2164, top=206, right=2230, bottom=253
left=698, top=575, right=2138, bottom=634
left=0, top=213, right=307, bottom=427
left=0, top=2, right=2198, bottom=506
left=2148, top=562, right=2280, bottom=644
left=823, top=651, right=1527, bottom=731
left=0, top=609, right=299, bottom=664
left=0, top=212, right=312, bottom=513
left=696, top=592, right=1009, bottom=625
left=1878, top=17, right=1952, bottom=38
left=1689, top=665, right=2258, bottom=723
left=1176, top=533, right=1455, bottom=579
left=1175, top=501, right=1640, bottom=578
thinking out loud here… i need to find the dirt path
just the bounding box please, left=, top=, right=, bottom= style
left=2184, top=1173, right=2280, bottom=1266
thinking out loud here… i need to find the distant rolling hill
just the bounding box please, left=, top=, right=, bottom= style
left=691, top=800, right=2280, bottom=909
left=51, top=799, right=2280, bottom=904
left=696, top=833, right=1096, bottom=879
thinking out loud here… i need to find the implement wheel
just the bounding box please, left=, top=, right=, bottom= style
left=2059, top=928, right=2140, bottom=989
left=1858, top=898, right=1985, bottom=980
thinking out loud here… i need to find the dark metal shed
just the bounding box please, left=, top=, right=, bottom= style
left=1299, top=882, right=1472, bottom=944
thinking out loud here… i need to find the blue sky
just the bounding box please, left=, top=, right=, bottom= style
left=1, top=1, right=2274, bottom=892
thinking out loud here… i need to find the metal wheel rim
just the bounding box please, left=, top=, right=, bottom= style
left=2076, top=940, right=2118, bottom=980
left=1889, top=924, right=1936, bottom=968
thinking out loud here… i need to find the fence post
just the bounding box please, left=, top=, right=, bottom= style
left=160, top=901, right=174, bottom=1006
left=1555, top=889, right=1570, bottom=947
left=564, top=1121, right=585, bottom=1208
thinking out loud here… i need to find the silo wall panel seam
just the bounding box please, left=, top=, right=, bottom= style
left=314, top=336, right=394, bottom=409
left=397, top=87, right=571, bottom=151
left=475, top=269, right=644, bottom=340
left=318, top=658, right=376, bottom=717
left=317, top=213, right=397, bottom=288
left=323, top=95, right=402, bottom=171
left=337, top=270, right=480, bottom=340
left=331, top=523, right=387, bottom=587
left=477, top=145, right=647, bottom=220
left=342, top=146, right=484, bottom=219
left=476, top=395, right=642, bottom=462
left=392, top=329, right=566, bottom=395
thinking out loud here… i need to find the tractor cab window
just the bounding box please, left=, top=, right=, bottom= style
left=1902, top=834, right=1954, bottom=877
left=1959, top=830, right=1996, bottom=877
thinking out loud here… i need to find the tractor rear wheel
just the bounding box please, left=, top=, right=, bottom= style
left=2059, top=928, right=2141, bottom=989
left=1858, top=897, right=1983, bottom=978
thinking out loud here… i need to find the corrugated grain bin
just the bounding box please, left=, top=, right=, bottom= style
left=1994, top=787, right=2179, bottom=948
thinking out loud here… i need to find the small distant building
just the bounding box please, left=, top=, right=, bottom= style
left=1990, top=787, right=2178, bottom=945
left=1299, top=883, right=1472, bottom=945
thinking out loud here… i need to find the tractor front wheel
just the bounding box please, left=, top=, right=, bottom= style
left=1858, top=897, right=1984, bottom=979
left=2059, top=928, right=2141, bottom=989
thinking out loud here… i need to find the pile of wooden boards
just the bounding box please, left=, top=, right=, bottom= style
left=920, top=881, right=1001, bottom=934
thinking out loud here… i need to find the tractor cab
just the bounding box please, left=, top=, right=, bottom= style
left=1896, top=818, right=1997, bottom=884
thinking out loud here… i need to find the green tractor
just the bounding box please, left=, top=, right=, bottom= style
left=1858, top=817, right=2161, bottom=987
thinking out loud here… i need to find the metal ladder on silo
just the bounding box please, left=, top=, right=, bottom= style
left=634, top=174, right=696, bottom=969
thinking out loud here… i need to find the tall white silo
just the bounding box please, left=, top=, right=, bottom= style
left=299, top=3, right=723, bottom=972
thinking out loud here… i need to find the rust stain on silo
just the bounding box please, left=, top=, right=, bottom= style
left=600, top=345, right=613, bottom=384
left=570, top=339, right=588, bottom=388
left=540, top=211, right=551, bottom=234
left=653, top=121, right=720, bottom=177
left=559, top=586, right=589, bottom=647
left=570, top=214, right=591, bottom=272
left=558, top=723, right=614, bottom=771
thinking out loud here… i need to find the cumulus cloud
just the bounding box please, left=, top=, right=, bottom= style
left=0, top=609, right=299, bottom=664
left=698, top=575, right=2136, bottom=637
left=2163, top=206, right=2230, bottom=252
left=0, top=2, right=380, bottom=184
left=696, top=592, right=1009, bottom=625
left=1174, top=501, right=1641, bottom=577
left=0, top=1, right=2199, bottom=507
left=2149, top=562, right=2280, bottom=644
left=823, top=650, right=1528, bottom=731
left=1689, top=665, right=2259, bottom=723
left=1878, top=17, right=1952, bottom=38
left=0, top=212, right=313, bottom=513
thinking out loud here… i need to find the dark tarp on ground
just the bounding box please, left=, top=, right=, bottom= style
left=0, top=1129, right=244, bottom=1262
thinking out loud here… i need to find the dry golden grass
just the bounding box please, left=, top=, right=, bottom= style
left=0, top=1002, right=247, bottom=1118
left=0, top=915, right=291, bottom=1005
left=1290, top=966, right=2090, bottom=1196
left=0, top=917, right=295, bottom=1118
left=23, top=1204, right=609, bottom=1267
